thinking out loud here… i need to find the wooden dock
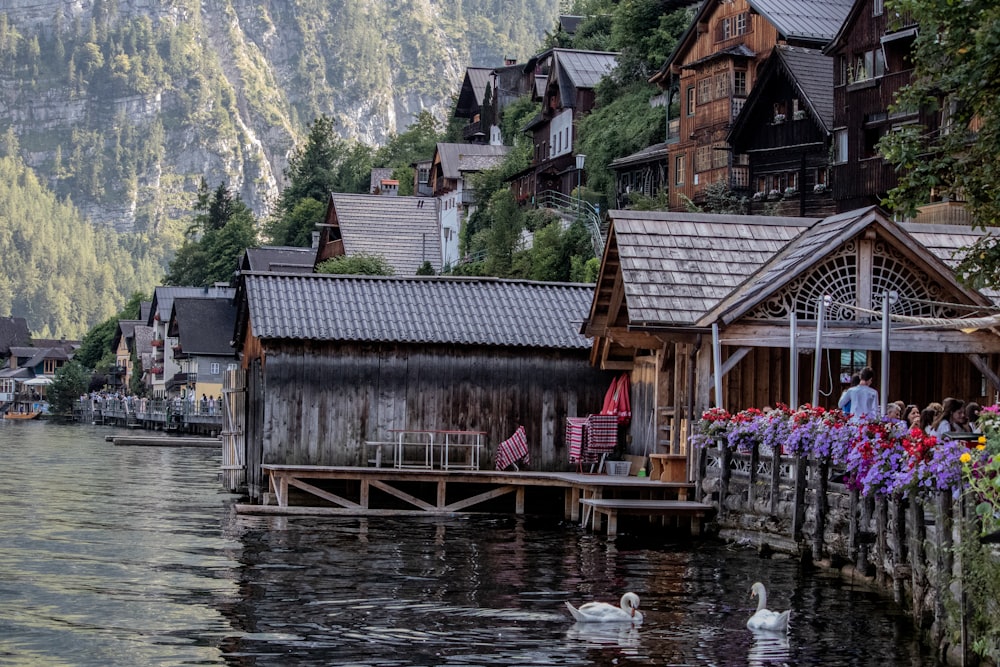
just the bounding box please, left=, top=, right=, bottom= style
left=106, top=435, right=222, bottom=448
left=235, top=465, right=714, bottom=538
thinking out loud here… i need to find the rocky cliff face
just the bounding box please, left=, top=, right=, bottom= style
left=0, top=0, right=556, bottom=232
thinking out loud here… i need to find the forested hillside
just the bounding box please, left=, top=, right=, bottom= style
left=0, top=154, right=164, bottom=338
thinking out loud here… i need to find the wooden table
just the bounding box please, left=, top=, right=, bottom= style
left=648, top=453, right=689, bottom=484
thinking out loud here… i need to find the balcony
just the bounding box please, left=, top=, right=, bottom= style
left=462, top=120, right=485, bottom=142
left=151, top=339, right=164, bottom=348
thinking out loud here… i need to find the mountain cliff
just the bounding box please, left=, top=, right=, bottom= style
left=0, top=0, right=557, bottom=233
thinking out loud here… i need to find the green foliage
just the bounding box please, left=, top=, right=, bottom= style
left=956, top=521, right=1000, bottom=662
left=316, top=253, right=395, bottom=276
left=266, top=197, right=327, bottom=249
left=75, top=291, right=146, bottom=370
left=0, top=155, right=163, bottom=338
left=48, top=360, right=90, bottom=415
left=681, top=180, right=749, bottom=215
left=416, top=261, right=435, bottom=276
left=577, top=82, right=667, bottom=208
left=165, top=181, right=258, bottom=286
left=879, top=0, right=1000, bottom=285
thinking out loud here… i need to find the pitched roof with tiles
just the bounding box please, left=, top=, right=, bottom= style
left=750, top=0, right=855, bottom=42
left=435, top=143, right=511, bottom=180
left=455, top=67, right=493, bottom=118
left=552, top=48, right=618, bottom=93
left=607, top=210, right=816, bottom=326
left=149, top=286, right=235, bottom=324
left=241, top=273, right=594, bottom=350
left=243, top=246, right=315, bottom=273
left=170, top=297, right=238, bottom=356
left=328, top=193, right=443, bottom=275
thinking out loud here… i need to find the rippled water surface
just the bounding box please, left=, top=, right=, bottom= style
left=0, top=421, right=933, bottom=666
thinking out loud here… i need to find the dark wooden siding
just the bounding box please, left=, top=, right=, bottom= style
left=255, top=341, right=615, bottom=474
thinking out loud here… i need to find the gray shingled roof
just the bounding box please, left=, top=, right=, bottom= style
left=455, top=67, right=493, bottom=118
left=702, top=208, right=995, bottom=326
left=150, top=286, right=235, bottom=324
left=610, top=141, right=671, bottom=168
left=171, top=298, right=238, bottom=356
left=244, top=246, right=315, bottom=273
left=436, top=143, right=511, bottom=180
left=749, top=0, right=854, bottom=42
left=778, top=46, right=834, bottom=131
left=329, top=194, right=442, bottom=275
left=609, top=210, right=815, bottom=326
left=243, top=273, right=594, bottom=349
left=553, top=48, right=618, bottom=91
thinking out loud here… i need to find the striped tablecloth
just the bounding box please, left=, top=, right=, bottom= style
left=495, top=425, right=529, bottom=470
left=566, top=417, right=587, bottom=463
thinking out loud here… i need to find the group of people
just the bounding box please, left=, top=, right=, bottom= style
left=838, top=366, right=982, bottom=440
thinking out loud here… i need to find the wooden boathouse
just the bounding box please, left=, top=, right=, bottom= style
left=232, top=272, right=619, bottom=501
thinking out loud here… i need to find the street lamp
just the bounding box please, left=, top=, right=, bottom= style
left=575, top=153, right=586, bottom=219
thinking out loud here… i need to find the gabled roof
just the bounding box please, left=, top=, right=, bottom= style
left=240, top=273, right=594, bottom=350
left=729, top=45, right=834, bottom=146
left=550, top=48, right=618, bottom=97
left=149, top=286, right=235, bottom=324
left=455, top=67, right=493, bottom=118
left=112, top=319, right=142, bottom=353
left=610, top=141, right=671, bottom=169
left=0, top=316, right=30, bottom=356
left=242, top=246, right=315, bottom=273
left=702, top=208, right=994, bottom=326
left=434, top=143, right=511, bottom=180
left=652, top=0, right=852, bottom=83
left=597, top=210, right=816, bottom=327
left=326, top=193, right=442, bottom=275
left=132, top=325, right=154, bottom=356
left=169, top=298, right=237, bottom=357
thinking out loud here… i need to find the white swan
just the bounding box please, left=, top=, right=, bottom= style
left=747, top=582, right=790, bottom=632
left=565, top=592, right=643, bottom=623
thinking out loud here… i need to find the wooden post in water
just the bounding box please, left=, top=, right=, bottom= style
left=848, top=488, right=859, bottom=563
left=791, top=454, right=807, bottom=542
left=875, top=496, right=889, bottom=588
left=770, top=445, right=781, bottom=516
left=719, top=441, right=732, bottom=516
left=908, top=497, right=928, bottom=626
left=812, top=459, right=828, bottom=561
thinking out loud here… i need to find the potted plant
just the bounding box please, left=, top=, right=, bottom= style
left=773, top=113, right=786, bottom=123
left=814, top=183, right=828, bottom=194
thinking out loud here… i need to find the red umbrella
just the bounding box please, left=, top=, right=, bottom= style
left=601, top=374, right=631, bottom=425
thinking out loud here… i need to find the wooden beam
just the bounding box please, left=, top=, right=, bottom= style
left=369, top=480, right=436, bottom=511
left=721, top=346, right=751, bottom=376
left=723, top=323, right=1000, bottom=354
left=444, top=485, right=518, bottom=511
left=968, top=354, right=1000, bottom=395
left=287, top=477, right=361, bottom=509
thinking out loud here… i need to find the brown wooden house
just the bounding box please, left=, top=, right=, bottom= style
left=583, top=207, right=1000, bottom=475
left=649, top=0, right=853, bottom=210
left=508, top=48, right=618, bottom=206
left=233, top=272, right=615, bottom=499
left=728, top=45, right=837, bottom=218
left=823, top=0, right=923, bottom=212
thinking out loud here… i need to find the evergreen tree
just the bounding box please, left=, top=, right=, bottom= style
left=48, top=360, right=90, bottom=415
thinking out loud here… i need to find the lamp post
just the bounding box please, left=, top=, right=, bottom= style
left=575, top=153, right=586, bottom=219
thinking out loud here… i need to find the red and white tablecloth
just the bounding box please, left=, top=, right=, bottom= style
left=495, top=425, right=529, bottom=470
left=566, top=417, right=587, bottom=463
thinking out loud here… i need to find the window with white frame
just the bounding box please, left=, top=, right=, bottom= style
left=833, top=129, right=848, bottom=164
left=674, top=155, right=686, bottom=185
left=210, top=362, right=220, bottom=375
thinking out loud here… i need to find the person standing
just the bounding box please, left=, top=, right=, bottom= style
left=847, top=367, right=879, bottom=418
left=838, top=373, right=861, bottom=414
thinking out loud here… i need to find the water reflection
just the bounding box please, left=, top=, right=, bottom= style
left=0, top=422, right=935, bottom=666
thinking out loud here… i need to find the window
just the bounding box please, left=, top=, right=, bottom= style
left=735, top=12, right=747, bottom=34
left=853, top=49, right=885, bottom=82
left=714, top=72, right=729, bottom=99
left=873, top=0, right=883, bottom=16
left=417, top=167, right=429, bottom=184
left=721, top=17, right=732, bottom=40
left=733, top=71, right=747, bottom=96
left=711, top=143, right=728, bottom=169
left=210, top=362, right=220, bottom=375
left=227, top=363, right=238, bottom=371
left=695, top=146, right=711, bottom=172
left=686, top=86, right=696, bottom=115
left=833, top=129, right=848, bottom=164
left=674, top=155, right=686, bottom=185
left=697, top=78, right=712, bottom=105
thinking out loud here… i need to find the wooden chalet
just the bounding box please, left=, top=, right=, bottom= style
left=509, top=48, right=618, bottom=206
left=649, top=0, right=853, bottom=210
left=583, top=207, right=1000, bottom=471
left=454, top=67, right=494, bottom=144
left=167, top=297, right=238, bottom=400
left=609, top=141, right=671, bottom=210
left=822, top=0, right=944, bottom=215
left=233, top=272, right=615, bottom=500
left=428, top=143, right=511, bottom=268
left=728, top=45, right=837, bottom=218
left=111, top=320, right=141, bottom=391
left=315, top=193, right=443, bottom=275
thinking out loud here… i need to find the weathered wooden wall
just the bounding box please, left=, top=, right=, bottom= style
left=253, top=341, right=615, bottom=476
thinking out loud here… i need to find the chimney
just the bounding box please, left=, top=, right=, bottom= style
left=312, top=231, right=320, bottom=248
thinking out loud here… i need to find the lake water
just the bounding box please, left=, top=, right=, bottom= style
left=0, top=420, right=933, bottom=666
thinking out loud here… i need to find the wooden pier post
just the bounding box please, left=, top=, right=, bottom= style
left=791, top=454, right=807, bottom=542
left=812, top=458, right=828, bottom=561
left=769, top=445, right=781, bottom=516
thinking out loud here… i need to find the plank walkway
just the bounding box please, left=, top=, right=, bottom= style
left=106, top=435, right=222, bottom=448
left=235, top=465, right=713, bottom=538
